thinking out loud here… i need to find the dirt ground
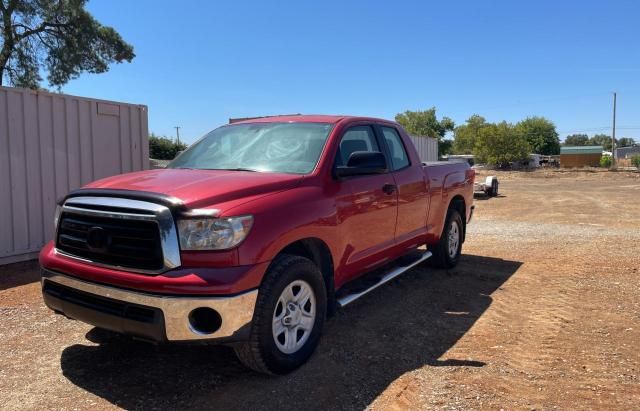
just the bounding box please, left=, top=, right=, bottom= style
left=1, top=169, right=639, bottom=410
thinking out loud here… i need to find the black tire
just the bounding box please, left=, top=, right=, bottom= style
left=428, top=208, right=463, bottom=268
left=234, top=254, right=327, bottom=375
left=490, top=180, right=499, bottom=197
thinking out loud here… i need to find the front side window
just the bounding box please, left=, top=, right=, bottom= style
left=168, top=122, right=333, bottom=174
left=381, top=127, right=410, bottom=170
left=336, top=126, right=380, bottom=166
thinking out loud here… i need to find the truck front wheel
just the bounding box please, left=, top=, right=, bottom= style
left=234, top=254, right=327, bottom=374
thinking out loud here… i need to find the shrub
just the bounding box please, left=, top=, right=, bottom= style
left=599, top=155, right=612, bottom=168
left=149, top=134, right=188, bottom=160
left=631, top=155, right=640, bottom=169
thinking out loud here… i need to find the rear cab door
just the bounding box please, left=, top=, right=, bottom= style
left=375, top=123, right=430, bottom=248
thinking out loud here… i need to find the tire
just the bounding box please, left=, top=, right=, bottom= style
left=490, top=180, right=499, bottom=197
left=428, top=208, right=463, bottom=268
left=234, top=254, right=327, bottom=374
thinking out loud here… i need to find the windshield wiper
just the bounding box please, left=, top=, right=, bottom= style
left=204, top=167, right=261, bottom=172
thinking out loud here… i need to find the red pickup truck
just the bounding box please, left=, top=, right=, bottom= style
left=40, top=115, right=474, bottom=374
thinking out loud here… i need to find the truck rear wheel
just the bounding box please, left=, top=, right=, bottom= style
left=429, top=208, right=463, bottom=268
left=234, top=254, right=327, bottom=374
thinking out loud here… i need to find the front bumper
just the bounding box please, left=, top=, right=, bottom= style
left=41, top=269, right=258, bottom=342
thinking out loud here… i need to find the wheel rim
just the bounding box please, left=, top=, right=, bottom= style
left=272, top=280, right=316, bottom=354
left=447, top=220, right=460, bottom=258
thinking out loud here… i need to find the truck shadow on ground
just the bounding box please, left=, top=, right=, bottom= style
left=0, top=260, right=40, bottom=291
left=473, top=194, right=507, bottom=201
left=60, top=254, right=521, bottom=410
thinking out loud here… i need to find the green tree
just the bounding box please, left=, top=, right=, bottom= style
left=564, top=133, right=589, bottom=146
left=617, top=137, right=636, bottom=148
left=474, top=122, right=530, bottom=167
left=631, top=155, right=640, bottom=168
left=439, top=139, right=453, bottom=156
left=0, top=0, right=135, bottom=88
left=599, top=155, right=612, bottom=168
left=589, top=134, right=613, bottom=151
left=149, top=134, right=187, bottom=160
left=515, top=116, right=560, bottom=155
left=452, top=114, right=486, bottom=154
left=395, top=107, right=455, bottom=156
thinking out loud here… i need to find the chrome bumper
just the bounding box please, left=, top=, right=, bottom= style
left=41, top=270, right=258, bottom=342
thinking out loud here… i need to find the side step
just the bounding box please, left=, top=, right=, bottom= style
left=336, top=250, right=432, bottom=307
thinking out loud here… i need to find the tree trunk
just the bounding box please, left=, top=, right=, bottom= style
left=1, top=3, right=15, bottom=87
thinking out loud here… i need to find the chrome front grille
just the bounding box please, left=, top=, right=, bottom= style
left=55, top=196, right=181, bottom=274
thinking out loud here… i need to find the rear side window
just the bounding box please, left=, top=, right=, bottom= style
left=381, top=127, right=410, bottom=170
left=336, top=126, right=380, bottom=166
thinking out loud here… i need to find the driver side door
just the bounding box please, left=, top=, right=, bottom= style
left=334, top=125, right=398, bottom=284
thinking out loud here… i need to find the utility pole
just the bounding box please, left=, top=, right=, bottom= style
left=174, top=126, right=181, bottom=145
left=611, top=93, right=616, bottom=167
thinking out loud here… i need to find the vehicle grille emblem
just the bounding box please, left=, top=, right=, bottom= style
left=86, top=226, right=109, bottom=252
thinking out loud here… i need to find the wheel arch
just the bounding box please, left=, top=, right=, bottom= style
left=275, top=237, right=337, bottom=317
left=449, top=195, right=467, bottom=242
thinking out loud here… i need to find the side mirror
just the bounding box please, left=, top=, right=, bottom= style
left=335, top=151, right=388, bottom=178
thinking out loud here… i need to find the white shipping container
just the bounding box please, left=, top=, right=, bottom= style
left=0, top=86, right=149, bottom=265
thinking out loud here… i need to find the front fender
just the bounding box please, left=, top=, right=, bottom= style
left=228, top=185, right=341, bottom=267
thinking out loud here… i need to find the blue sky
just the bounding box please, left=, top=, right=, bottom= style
left=61, top=0, right=640, bottom=144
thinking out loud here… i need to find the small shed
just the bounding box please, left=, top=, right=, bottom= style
left=560, top=146, right=603, bottom=168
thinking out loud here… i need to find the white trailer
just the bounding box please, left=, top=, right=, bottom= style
left=474, top=175, right=499, bottom=197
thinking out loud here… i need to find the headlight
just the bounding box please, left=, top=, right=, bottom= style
left=177, top=215, right=253, bottom=250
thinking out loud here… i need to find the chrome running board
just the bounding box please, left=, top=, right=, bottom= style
left=337, top=250, right=432, bottom=307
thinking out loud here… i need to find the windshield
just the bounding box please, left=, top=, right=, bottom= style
left=168, top=122, right=333, bottom=174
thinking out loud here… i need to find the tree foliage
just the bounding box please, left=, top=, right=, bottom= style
left=473, top=122, right=530, bottom=167
left=589, top=134, right=613, bottom=151
left=395, top=108, right=455, bottom=156
left=439, top=139, right=453, bottom=156
left=514, top=116, right=560, bottom=155
left=617, top=137, right=636, bottom=148
left=452, top=114, right=487, bottom=154
left=564, top=133, right=589, bottom=146
left=631, top=155, right=640, bottom=169
left=562, top=134, right=636, bottom=151
left=149, top=134, right=187, bottom=160
left=0, top=0, right=135, bottom=88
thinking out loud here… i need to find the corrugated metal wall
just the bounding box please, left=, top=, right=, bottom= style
left=408, top=135, right=438, bottom=162
left=0, top=86, right=149, bottom=265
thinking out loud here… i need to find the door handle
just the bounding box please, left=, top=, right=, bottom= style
left=382, top=183, right=397, bottom=195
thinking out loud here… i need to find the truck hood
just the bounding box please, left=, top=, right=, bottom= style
left=85, top=168, right=304, bottom=211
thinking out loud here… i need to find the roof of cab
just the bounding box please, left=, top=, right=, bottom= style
left=229, top=114, right=393, bottom=125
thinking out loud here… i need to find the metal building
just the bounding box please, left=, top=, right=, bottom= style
left=0, top=86, right=149, bottom=265
left=408, top=135, right=438, bottom=162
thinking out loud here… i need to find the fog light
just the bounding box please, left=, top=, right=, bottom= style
left=188, top=307, right=222, bottom=335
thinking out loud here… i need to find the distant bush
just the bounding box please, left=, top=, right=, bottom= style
left=599, top=155, right=612, bottom=168
left=149, top=134, right=188, bottom=160
left=631, top=155, right=640, bottom=168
